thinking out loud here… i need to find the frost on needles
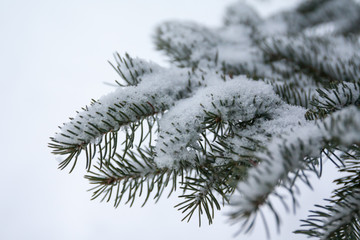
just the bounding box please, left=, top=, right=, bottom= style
left=49, top=0, right=360, bottom=238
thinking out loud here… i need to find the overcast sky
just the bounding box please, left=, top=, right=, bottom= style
left=0, top=0, right=340, bottom=239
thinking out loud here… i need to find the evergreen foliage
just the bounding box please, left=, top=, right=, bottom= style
left=50, top=0, right=360, bottom=238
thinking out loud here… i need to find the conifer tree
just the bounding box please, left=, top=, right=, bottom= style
left=50, top=0, right=360, bottom=238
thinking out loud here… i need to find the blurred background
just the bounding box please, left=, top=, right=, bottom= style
left=0, top=0, right=340, bottom=239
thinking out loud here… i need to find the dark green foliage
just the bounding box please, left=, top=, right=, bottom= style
left=50, top=0, right=360, bottom=238
left=295, top=148, right=360, bottom=239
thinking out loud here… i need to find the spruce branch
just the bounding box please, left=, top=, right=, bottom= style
left=153, top=77, right=304, bottom=168
left=154, top=21, right=218, bottom=68
left=85, top=147, right=180, bottom=207
left=261, top=36, right=360, bottom=84
left=230, top=106, right=360, bottom=234
left=223, top=1, right=261, bottom=26
left=295, top=0, right=360, bottom=35
left=154, top=21, right=262, bottom=75
left=50, top=0, right=360, bottom=237
left=50, top=58, right=201, bottom=171
left=272, top=80, right=315, bottom=108
left=295, top=155, right=360, bottom=239
left=108, top=52, right=160, bottom=87
left=312, top=82, right=360, bottom=116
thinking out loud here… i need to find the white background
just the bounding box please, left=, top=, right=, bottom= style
left=0, top=0, right=339, bottom=239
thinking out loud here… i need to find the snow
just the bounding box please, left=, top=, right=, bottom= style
left=111, top=54, right=162, bottom=86
left=261, top=35, right=360, bottom=84
left=315, top=82, right=360, bottom=111
left=217, top=25, right=260, bottom=70
left=155, top=21, right=218, bottom=67
left=321, top=191, right=360, bottom=240
left=43, top=0, right=360, bottom=239
left=7, top=0, right=350, bottom=240
left=154, top=75, right=307, bottom=167
left=53, top=65, right=191, bottom=145
left=156, top=20, right=262, bottom=72
left=233, top=106, right=360, bottom=217
left=223, top=1, right=261, bottom=26
left=321, top=106, right=360, bottom=145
